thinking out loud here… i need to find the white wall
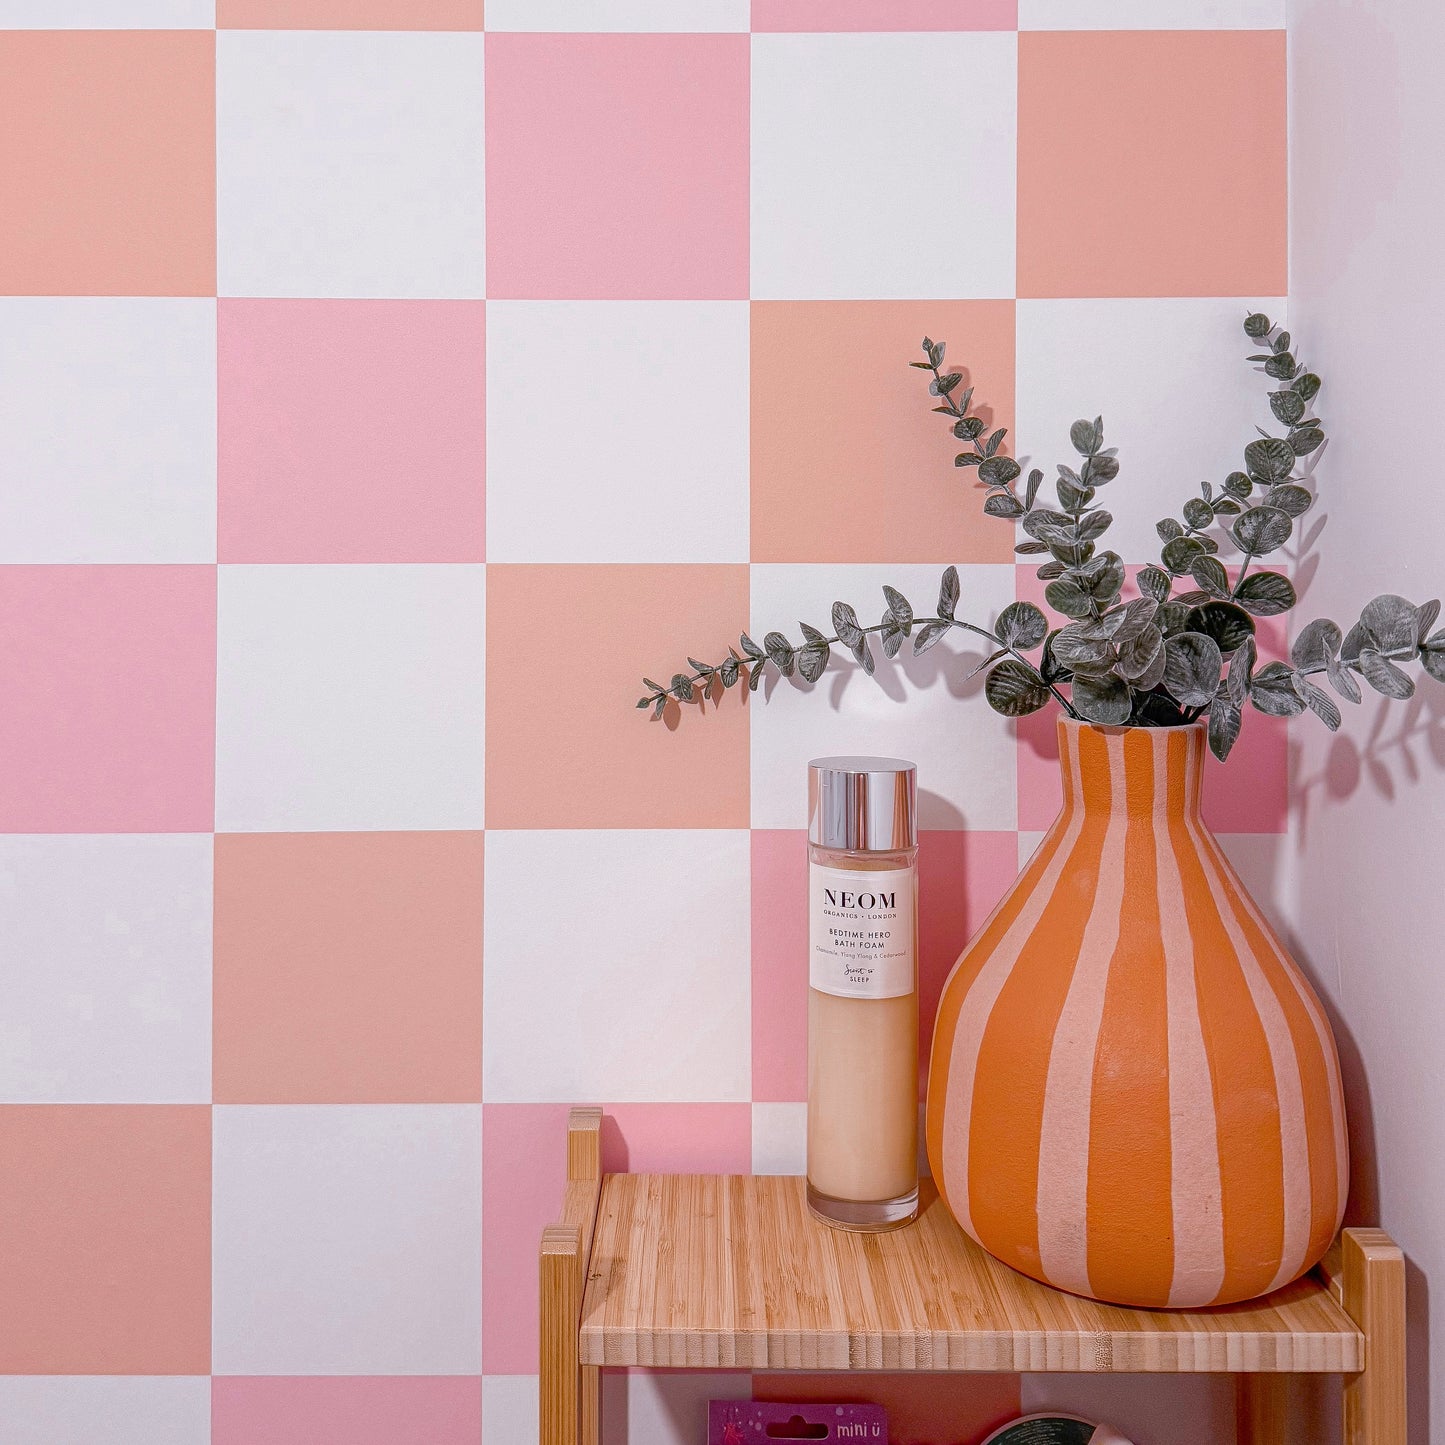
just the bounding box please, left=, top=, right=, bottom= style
left=1289, top=3, right=1445, bottom=1440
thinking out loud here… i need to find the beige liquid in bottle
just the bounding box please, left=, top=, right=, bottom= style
left=806, top=757, right=919, bottom=1231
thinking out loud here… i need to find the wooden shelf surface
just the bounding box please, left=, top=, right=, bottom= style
left=578, top=1173, right=1363, bottom=1374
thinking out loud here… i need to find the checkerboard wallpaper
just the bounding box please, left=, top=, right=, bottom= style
left=0, top=1, right=1288, bottom=1441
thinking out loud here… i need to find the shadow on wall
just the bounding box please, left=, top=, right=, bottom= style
left=1283, top=687, right=1445, bottom=1445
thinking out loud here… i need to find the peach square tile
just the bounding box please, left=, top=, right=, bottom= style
left=218, top=0, right=483, bottom=24
left=0, top=31, right=213, bottom=296
left=1017, top=30, right=1286, bottom=298
left=753, top=1372, right=1020, bottom=1443
left=218, top=301, right=484, bottom=564
left=0, top=566, right=215, bottom=833
left=213, top=832, right=484, bottom=1103
left=0, top=1105, right=210, bottom=1373
left=482, top=1103, right=750, bottom=1374
left=751, top=301, right=1016, bottom=564
left=212, top=1377, right=483, bottom=1445
left=485, top=34, right=748, bottom=299
left=485, top=565, right=749, bottom=829
left=751, top=829, right=1018, bottom=1103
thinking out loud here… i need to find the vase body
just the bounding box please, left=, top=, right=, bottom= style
left=926, top=719, right=1348, bottom=1308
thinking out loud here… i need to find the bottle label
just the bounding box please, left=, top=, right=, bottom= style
left=809, top=864, right=916, bottom=999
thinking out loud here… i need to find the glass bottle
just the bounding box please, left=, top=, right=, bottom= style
left=806, top=755, right=919, bottom=1231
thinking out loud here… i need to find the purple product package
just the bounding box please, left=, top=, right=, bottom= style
left=709, top=1400, right=887, bottom=1443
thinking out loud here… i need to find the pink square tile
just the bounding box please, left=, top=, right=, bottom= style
left=482, top=1103, right=750, bottom=1374
left=485, top=34, right=748, bottom=300
left=751, top=830, right=1019, bottom=1103
left=1014, top=564, right=1288, bottom=833
left=0, top=566, right=215, bottom=832
left=212, top=1377, right=482, bottom=1445
left=218, top=301, right=484, bottom=563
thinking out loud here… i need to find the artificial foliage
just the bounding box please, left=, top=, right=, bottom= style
left=640, top=315, right=1445, bottom=759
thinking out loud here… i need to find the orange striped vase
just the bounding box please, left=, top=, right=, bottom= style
left=926, top=719, right=1347, bottom=1308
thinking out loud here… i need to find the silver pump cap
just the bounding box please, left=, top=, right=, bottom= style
left=808, top=755, right=917, bottom=851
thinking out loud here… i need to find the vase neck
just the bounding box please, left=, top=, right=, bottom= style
left=1056, top=721, right=1207, bottom=823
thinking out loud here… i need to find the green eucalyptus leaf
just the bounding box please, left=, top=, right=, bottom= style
left=977, top=455, right=1022, bottom=487
left=1302, top=680, right=1342, bottom=730
left=652, top=694, right=668, bottom=718
left=1076, top=510, right=1114, bottom=543
left=1269, top=390, right=1306, bottom=426
left=849, top=634, right=876, bottom=676
left=1107, top=597, right=1159, bottom=647
left=995, top=600, right=1049, bottom=651
left=1243, top=312, right=1272, bottom=338
left=720, top=657, right=741, bottom=688
left=1183, top=498, right=1214, bottom=531
left=1157, top=517, right=1184, bottom=543
left=1228, top=634, right=1256, bottom=707
left=765, top=631, right=795, bottom=676
left=740, top=632, right=764, bottom=660
left=1265, top=352, right=1298, bottom=380
left=1292, top=372, right=1322, bottom=401
left=1052, top=625, right=1116, bottom=675
left=953, top=415, right=984, bottom=440
left=883, top=585, right=914, bottom=629
left=1163, top=631, right=1223, bottom=709
left=748, top=658, right=766, bottom=692
left=1223, top=471, right=1253, bottom=498
left=1415, top=598, right=1441, bottom=643
left=1190, top=556, right=1231, bottom=598
left=1208, top=696, right=1243, bottom=761
left=1358, top=648, right=1414, bottom=699
left=938, top=566, right=960, bottom=621
left=984, top=493, right=1026, bottom=519
left=955, top=452, right=983, bottom=468
left=1244, top=438, right=1295, bottom=481
left=1233, top=506, right=1293, bottom=556
left=799, top=622, right=826, bottom=645
left=984, top=427, right=1007, bottom=458
left=913, top=620, right=950, bottom=655
left=881, top=625, right=905, bottom=660
left=1071, top=672, right=1132, bottom=725
left=1117, top=624, right=1165, bottom=684
left=1235, top=571, right=1297, bottom=617
left=1187, top=600, right=1256, bottom=653
left=1040, top=630, right=1072, bottom=684
left=1015, top=540, right=1050, bottom=556
left=1157, top=601, right=1192, bottom=637
left=1087, top=554, right=1126, bottom=606
left=1070, top=418, right=1101, bottom=456
left=1161, top=535, right=1207, bottom=574
left=984, top=658, right=1052, bottom=717
left=1419, top=634, right=1445, bottom=684
left=797, top=644, right=829, bottom=682
left=1327, top=652, right=1363, bottom=702
left=1290, top=426, right=1325, bottom=456
left=1361, top=594, right=1419, bottom=653
left=1270, top=484, right=1313, bottom=517
left=1086, top=453, right=1120, bottom=484
left=671, top=673, right=695, bottom=703
left=1291, top=618, right=1343, bottom=672
left=1025, top=467, right=1044, bottom=509
left=1249, top=661, right=1306, bottom=717
left=1138, top=566, right=1173, bottom=603
left=1044, top=577, right=1095, bottom=619
left=831, top=602, right=863, bottom=648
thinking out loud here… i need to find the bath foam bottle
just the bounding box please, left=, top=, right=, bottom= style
left=806, top=756, right=920, bottom=1231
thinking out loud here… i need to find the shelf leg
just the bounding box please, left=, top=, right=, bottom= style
left=580, top=1364, right=599, bottom=1445
left=1341, top=1228, right=1407, bottom=1445
left=540, top=1223, right=583, bottom=1445
left=1235, top=1374, right=1289, bottom=1445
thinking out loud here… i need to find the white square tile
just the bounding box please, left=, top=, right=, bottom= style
left=482, top=1376, right=538, bottom=1441
left=601, top=1371, right=752, bottom=1445
left=486, top=302, right=749, bottom=562
left=215, top=564, right=485, bottom=832
left=0, top=1377, right=210, bottom=1445
left=1020, top=0, right=1283, bottom=26
left=1018, top=830, right=1047, bottom=870
left=1016, top=297, right=1288, bottom=564
left=213, top=1104, right=482, bottom=1374
left=749, top=564, right=1019, bottom=830
left=486, top=0, right=747, bottom=28
left=751, top=32, right=1016, bottom=299
left=0, top=300, right=214, bottom=563
left=0, top=0, right=213, bottom=21
left=483, top=830, right=751, bottom=1102
left=1217, top=831, right=1292, bottom=926
left=0, top=836, right=212, bottom=1104
left=751, top=1102, right=806, bottom=1174
left=217, top=31, right=485, bottom=299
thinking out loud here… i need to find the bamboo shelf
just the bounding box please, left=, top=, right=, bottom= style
left=540, top=1108, right=1405, bottom=1445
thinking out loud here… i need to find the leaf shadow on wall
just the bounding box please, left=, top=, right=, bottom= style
left=761, top=635, right=994, bottom=710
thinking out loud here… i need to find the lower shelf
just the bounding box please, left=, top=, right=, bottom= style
left=539, top=1109, right=1406, bottom=1445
